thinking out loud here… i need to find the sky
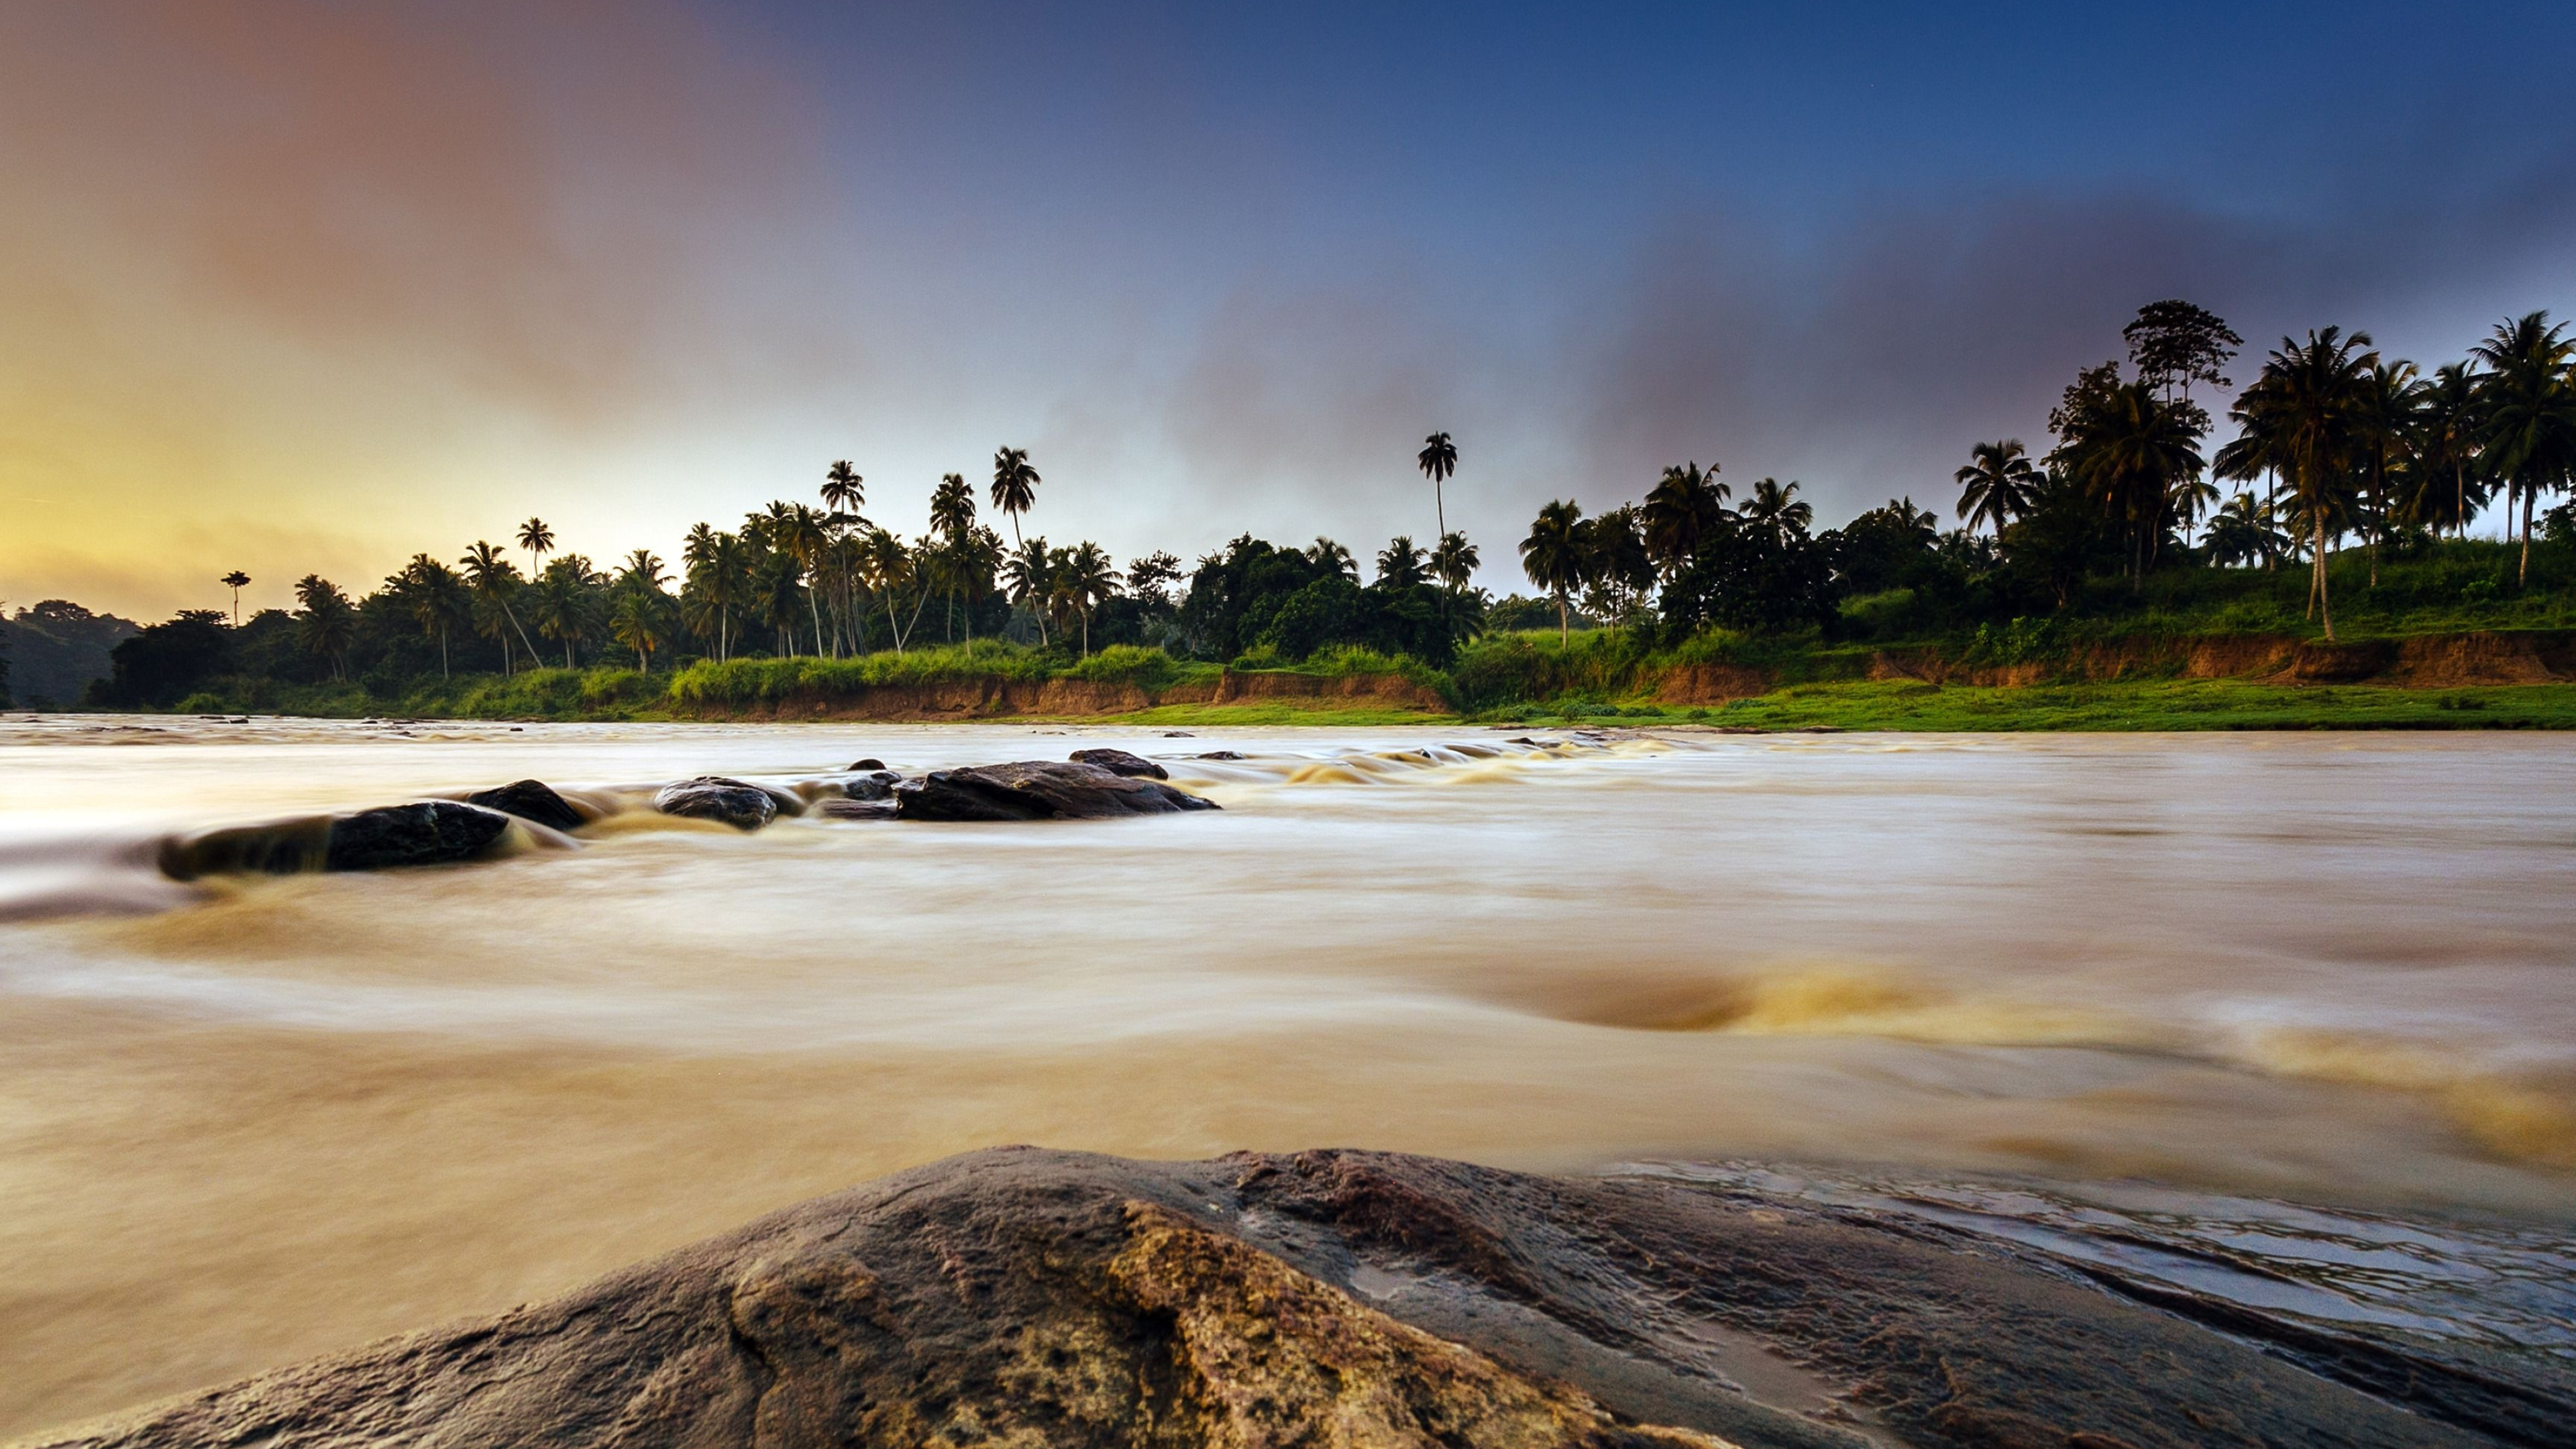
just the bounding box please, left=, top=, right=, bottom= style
left=5, top=1, right=2573, bottom=619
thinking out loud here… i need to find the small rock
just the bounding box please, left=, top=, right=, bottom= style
left=814, top=798, right=896, bottom=820
left=841, top=770, right=904, bottom=802
left=848, top=757, right=886, bottom=771
left=1161, top=730, right=1195, bottom=737
left=896, top=761, right=1220, bottom=821
left=1194, top=750, right=1247, bottom=761
left=1067, top=747, right=1167, bottom=780
left=653, top=777, right=779, bottom=830
left=465, top=779, right=586, bottom=832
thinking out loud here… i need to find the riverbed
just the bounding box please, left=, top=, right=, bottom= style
left=1, top=717, right=2570, bottom=1435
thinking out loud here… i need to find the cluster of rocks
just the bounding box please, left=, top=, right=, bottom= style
left=37, top=1147, right=2529, bottom=1449
left=156, top=752, right=1219, bottom=880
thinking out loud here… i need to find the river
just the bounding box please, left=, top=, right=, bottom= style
left=1, top=716, right=2570, bottom=1435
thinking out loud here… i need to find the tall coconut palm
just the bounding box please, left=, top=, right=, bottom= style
left=1519, top=499, right=1589, bottom=643
left=460, top=541, right=540, bottom=674
left=820, top=460, right=865, bottom=523
left=610, top=590, right=665, bottom=674
left=775, top=502, right=832, bottom=656
left=516, top=517, right=555, bottom=580
left=1641, top=462, right=1728, bottom=578
left=1417, top=431, right=1457, bottom=540
left=990, top=447, right=1041, bottom=549
left=2352, top=359, right=2422, bottom=586
left=861, top=528, right=916, bottom=654
left=1002, top=534, right=1053, bottom=645
left=1063, top=541, right=1120, bottom=657
left=2251, top=327, right=2377, bottom=640
left=1739, top=478, right=1812, bottom=545
left=401, top=554, right=472, bottom=678
left=2403, top=360, right=2486, bottom=537
left=294, top=574, right=356, bottom=681
left=1431, top=531, right=1479, bottom=593
left=2470, top=311, right=2576, bottom=587
left=2204, top=492, right=2284, bottom=568
left=2058, top=382, right=2205, bottom=582
left=219, top=571, right=250, bottom=627
left=531, top=555, right=602, bottom=667
left=1953, top=441, right=2039, bottom=538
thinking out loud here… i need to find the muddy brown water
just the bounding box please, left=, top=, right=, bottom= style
left=0, top=717, right=2571, bottom=1436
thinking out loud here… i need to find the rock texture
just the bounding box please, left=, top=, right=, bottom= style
left=30, top=1148, right=2535, bottom=1449
left=896, top=761, right=1219, bottom=821
left=464, top=779, right=587, bottom=833
left=158, top=802, right=514, bottom=878
left=839, top=770, right=904, bottom=802
left=1068, top=747, right=1169, bottom=780
left=653, top=777, right=782, bottom=830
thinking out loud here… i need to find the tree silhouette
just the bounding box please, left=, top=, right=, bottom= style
left=1417, top=431, right=1457, bottom=540
left=516, top=517, right=555, bottom=580
left=219, top=571, right=250, bottom=627
left=990, top=447, right=1041, bottom=549
left=1953, top=441, right=2039, bottom=538
left=1519, top=500, right=1588, bottom=643
left=2471, top=311, right=2576, bottom=587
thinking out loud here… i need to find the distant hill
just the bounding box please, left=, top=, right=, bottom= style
left=1, top=600, right=141, bottom=709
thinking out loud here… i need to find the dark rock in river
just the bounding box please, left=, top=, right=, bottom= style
left=839, top=769, right=904, bottom=802
left=159, top=802, right=515, bottom=879
left=652, top=777, right=779, bottom=830
left=813, top=798, right=896, bottom=820
left=464, top=779, right=586, bottom=832
left=35, top=1147, right=2522, bottom=1449
left=847, top=757, right=886, bottom=771
left=894, top=760, right=1218, bottom=820
left=1195, top=749, right=1247, bottom=760
left=1067, top=746, right=1167, bottom=779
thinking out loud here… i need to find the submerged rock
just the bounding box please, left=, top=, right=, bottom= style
left=159, top=801, right=515, bottom=879
left=839, top=769, right=904, bottom=802
left=813, top=798, right=896, bottom=820
left=1067, top=746, right=1167, bottom=779
left=464, top=779, right=586, bottom=832
left=653, top=777, right=780, bottom=830
left=847, top=757, right=887, bottom=771
left=1195, top=749, right=1248, bottom=760
left=34, top=1146, right=2521, bottom=1449
left=895, top=760, right=1218, bottom=820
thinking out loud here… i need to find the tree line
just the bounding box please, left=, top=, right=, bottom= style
left=42, top=301, right=2576, bottom=708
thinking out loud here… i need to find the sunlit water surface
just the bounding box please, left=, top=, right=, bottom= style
left=0, top=716, right=2570, bottom=1433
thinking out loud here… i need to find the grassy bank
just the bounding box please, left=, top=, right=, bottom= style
left=130, top=612, right=2576, bottom=731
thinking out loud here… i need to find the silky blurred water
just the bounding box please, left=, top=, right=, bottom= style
left=0, top=715, right=2571, bottom=1433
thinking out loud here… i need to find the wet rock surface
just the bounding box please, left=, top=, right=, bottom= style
left=1067, top=747, right=1169, bottom=779
left=34, top=1148, right=2532, bottom=1449
left=839, top=769, right=904, bottom=802
left=464, top=779, right=586, bottom=833
left=896, top=761, right=1219, bottom=820
left=158, top=802, right=514, bottom=878
left=653, top=776, right=781, bottom=830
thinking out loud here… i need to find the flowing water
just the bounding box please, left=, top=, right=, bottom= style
left=1, top=716, right=2571, bottom=1435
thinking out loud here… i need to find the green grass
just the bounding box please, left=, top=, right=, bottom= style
left=1478, top=680, right=2576, bottom=732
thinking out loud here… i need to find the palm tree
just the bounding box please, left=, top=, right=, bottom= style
left=2253, top=327, right=2377, bottom=640
left=1002, top=534, right=1053, bottom=645
left=1063, top=541, right=1120, bottom=657
left=751, top=549, right=806, bottom=657
left=2203, top=492, right=2283, bottom=568
left=990, top=447, right=1041, bottom=548
left=1953, top=441, right=2039, bottom=538
left=1375, top=536, right=1426, bottom=588
left=460, top=541, right=540, bottom=674
left=1519, top=499, right=1589, bottom=643
left=2471, top=311, right=2576, bottom=587
left=1431, top=531, right=1479, bottom=593
left=775, top=502, right=832, bottom=656
left=821, top=460, right=865, bottom=522
left=516, top=517, right=555, bottom=580
left=1641, top=462, right=1728, bottom=578
left=2402, top=361, right=2485, bottom=538
left=861, top=528, right=916, bottom=654
left=1307, top=537, right=1358, bottom=581
left=219, top=571, right=250, bottom=626
left=294, top=575, right=356, bottom=681
left=610, top=591, right=664, bottom=674
left=2059, top=382, right=2205, bottom=582
left=400, top=554, right=471, bottom=678
left=2353, top=359, right=2422, bottom=586
left=1417, top=431, right=1457, bottom=539
left=1739, top=478, right=1812, bottom=545
left=1585, top=504, right=1655, bottom=618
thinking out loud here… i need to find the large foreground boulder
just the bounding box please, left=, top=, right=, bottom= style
left=158, top=801, right=514, bottom=878
left=653, top=777, right=781, bottom=830
left=31, top=1148, right=2524, bottom=1449
left=896, top=761, right=1218, bottom=820
left=464, top=779, right=586, bottom=832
